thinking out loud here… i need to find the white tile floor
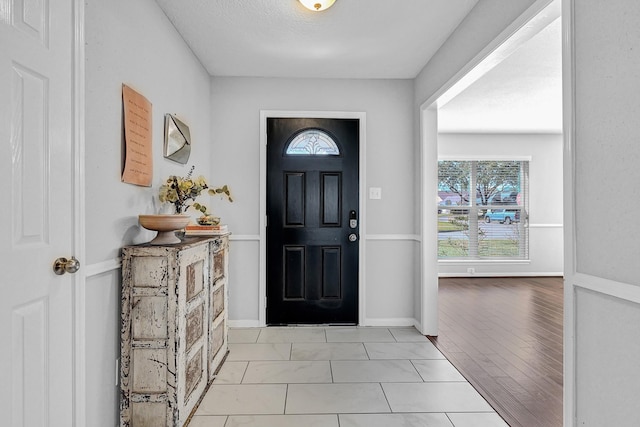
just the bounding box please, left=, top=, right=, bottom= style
left=190, top=327, right=509, bottom=427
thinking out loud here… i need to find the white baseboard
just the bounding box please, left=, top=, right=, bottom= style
left=439, top=271, right=563, bottom=277
left=413, top=319, right=428, bottom=335
left=228, top=318, right=420, bottom=328
left=228, top=319, right=262, bottom=328
left=361, top=317, right=416, bottom=327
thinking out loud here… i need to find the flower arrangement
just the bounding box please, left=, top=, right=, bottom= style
left=158, top=165, right=233, bottom=216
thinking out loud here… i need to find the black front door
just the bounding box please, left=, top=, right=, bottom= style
left=266, top=118, right=359, bottom=324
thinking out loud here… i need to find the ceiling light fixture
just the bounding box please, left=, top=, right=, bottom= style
left=299, top=0, right=336, bottom=12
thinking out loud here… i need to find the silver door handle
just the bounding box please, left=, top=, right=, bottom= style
left=53, top=256, right=80, bottom=275
left=348, top=233, right=358, bottom=242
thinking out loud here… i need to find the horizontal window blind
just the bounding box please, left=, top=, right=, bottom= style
left=438, top=160, right=529, bottom=260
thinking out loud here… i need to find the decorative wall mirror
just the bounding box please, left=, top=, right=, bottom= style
left=164, top=113, right=191, bottom=164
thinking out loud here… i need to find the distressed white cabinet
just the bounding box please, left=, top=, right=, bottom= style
left=120, top=235, right=229, bottom=427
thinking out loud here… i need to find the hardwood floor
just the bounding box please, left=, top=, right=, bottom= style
left=428, top=277, right=563, bottom=427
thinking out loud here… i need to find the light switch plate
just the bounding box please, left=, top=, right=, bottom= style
left=369, top=187, right=382, bottom=199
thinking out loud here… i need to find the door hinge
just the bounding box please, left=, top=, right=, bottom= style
left=265, top=215, right=268, bottom=227
left=264, top=296, right=268, bottom=308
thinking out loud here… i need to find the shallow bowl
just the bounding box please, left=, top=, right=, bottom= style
left=139, top=214, right=190, bottom=245
left=139, top=214, right=190, bottom=232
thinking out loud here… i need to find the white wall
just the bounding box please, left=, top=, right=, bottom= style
left=414, top=0, right=543, bottom=104
left=85, top=0, right=213, bottom=263
left=84, top=0, right=211, bottom=425
left=77, top=0, right=574, bottom=422
left=437, top=133, right=563, bottom=276
left=566, top=0, right=640, bottom=424
left=209, top=77, right=417, bottom=326
left=411, top=0, right=546, bottom=334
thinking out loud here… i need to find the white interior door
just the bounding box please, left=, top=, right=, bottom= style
left=0, top=0, right=76, bottom=425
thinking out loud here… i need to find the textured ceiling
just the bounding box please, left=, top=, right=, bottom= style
left=154, top=0, right=562, bottom=133
left=154, top=0, right=479, bottom=79
left=438, top=9, right=562, bottom=133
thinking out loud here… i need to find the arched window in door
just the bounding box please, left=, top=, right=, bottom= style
left=285, top=129, right=340, bottom=156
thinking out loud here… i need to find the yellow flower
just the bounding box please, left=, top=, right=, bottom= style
left=196, top=176, right=207, bottom=187
left=179, top=180, right=193, bottom=192
left=158, top=166, right=233, bottom=214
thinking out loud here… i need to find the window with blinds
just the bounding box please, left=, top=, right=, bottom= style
left=437, top=160, right=529, bottom=259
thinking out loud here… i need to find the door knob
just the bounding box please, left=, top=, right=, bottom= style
left=53, top=256, right=81, bottom=275
left=348, top=233, right=358, bottom=242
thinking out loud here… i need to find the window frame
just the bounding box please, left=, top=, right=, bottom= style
left=284, top=128, right=341, bottom=156
left=437, top=156, right=530, bottom=261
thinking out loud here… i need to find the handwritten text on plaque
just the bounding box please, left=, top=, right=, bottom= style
left=122, top=84, right=153, bottom=186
